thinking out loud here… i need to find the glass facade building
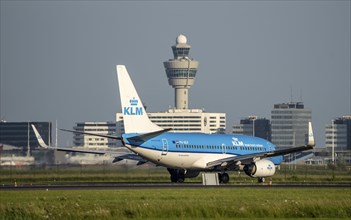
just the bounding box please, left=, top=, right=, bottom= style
left=232, top=116, right=271, bottom=141
left=325, top=116, right=351, bottom=151
left=73, top=122, right=117, bottom=148
left=271, top=102, right=311, bottom=149
left=0, top=121, right=51, bottom=154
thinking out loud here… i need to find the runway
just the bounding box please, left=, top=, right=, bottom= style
left=1, top=182, right=350, bottom=190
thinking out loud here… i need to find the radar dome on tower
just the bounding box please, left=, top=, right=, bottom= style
left=176, top=34, right=187, bottom=44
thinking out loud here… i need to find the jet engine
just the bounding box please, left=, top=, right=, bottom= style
left=243, top=159, right=276, bottom=178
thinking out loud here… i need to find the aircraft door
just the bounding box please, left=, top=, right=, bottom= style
left=161, top=139, right=168, bottom=155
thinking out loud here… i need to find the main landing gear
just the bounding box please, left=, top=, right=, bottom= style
left=167, top=168, right=185, bottom=183
left=218, top=172, right=229, bottom=184
left=168, top=169, right=230, bottom=184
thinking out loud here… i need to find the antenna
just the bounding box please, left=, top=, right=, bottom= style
left=27, top=122, right=30, bottom=157
left=290, top=86, right=293, bottom=102
left=55, top=120, right=58, bottom=147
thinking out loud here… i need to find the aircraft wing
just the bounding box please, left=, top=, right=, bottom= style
left=31, top=124, right=146, bottom=164
left=52, top=147, right=146, bottom=164
left=45, top=145, right=146, bottom=164
left=43, top=146, right=111, bottom=155
left=40, top=145, right=146, bottom=164
left=207, top=122, right=315, bottom=169
left=206, top=144, right=314, bottom=168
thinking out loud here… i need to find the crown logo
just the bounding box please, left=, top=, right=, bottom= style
left=130, top=97, right=138, bottom=106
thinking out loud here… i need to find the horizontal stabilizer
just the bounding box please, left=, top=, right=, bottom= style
left=126, top=128, right=172, bottom=144
left=112, top=153, right=147, bottom=164
left=61, top=129, right=122, bottom=140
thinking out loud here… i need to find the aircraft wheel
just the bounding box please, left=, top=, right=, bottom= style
left=218, top=173, right=229, bottom=184
left=222, top=173, right=229, bottom=184
left=178, top=172, right=185, bottom=183
left=218, top=173, right=223, bottom=183
left=170, top=173, right=178, bottom=183
left=168, top=168, right=185, bottom=183
left=177, top=176, right=185, bottom=183
left=168, top=168, right=177, bottom=182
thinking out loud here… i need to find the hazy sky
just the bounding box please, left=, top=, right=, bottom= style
left=1, top=1, right=350, bottom=147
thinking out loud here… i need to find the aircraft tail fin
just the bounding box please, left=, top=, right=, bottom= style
left=31, top=124, right=49, bottom=148
left=116, top=65, right=163, bottom=134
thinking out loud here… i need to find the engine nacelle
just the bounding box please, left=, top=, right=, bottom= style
left=243, top=160, right=276, bottom=178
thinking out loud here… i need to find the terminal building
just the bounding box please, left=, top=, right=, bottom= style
left=271, top=102, right=312, bottom=149
left=325, top=116, right=351, bottom=151
left=73, top=122, right=117, bottom=148
left=116, top=35, right=226, bottom=137
left=0, top=121, right=53, bottom=165
left=117, top=109, right=225, bottom=136
left=232, top=116, right=271, bottom=141
left=0, top=121, right=52, bottom=154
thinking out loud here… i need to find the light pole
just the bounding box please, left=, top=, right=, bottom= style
left=332, top=120, right=335, bottom=165
left=252, top=119, right=256, bottom=137
left=249, top=116, right=257, bottom=137
left=27, top=121, right=30, bottom=157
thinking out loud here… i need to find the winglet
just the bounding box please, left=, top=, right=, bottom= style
left=31, top=124, right=49, bottom=148
left=307, top=121, right=315, bottom=147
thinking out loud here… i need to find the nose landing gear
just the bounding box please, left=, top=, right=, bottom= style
left=258, top=177, right=265, bottom=183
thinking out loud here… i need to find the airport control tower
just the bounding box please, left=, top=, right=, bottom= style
left=117, top=35, right=226, bottom=136
left=163, top=35, right=199, bottom=109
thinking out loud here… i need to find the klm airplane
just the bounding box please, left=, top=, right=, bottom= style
left=34, top=65, right=315, bottom=183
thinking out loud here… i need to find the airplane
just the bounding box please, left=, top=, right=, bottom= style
left=58, top=65, right=315, bottom=183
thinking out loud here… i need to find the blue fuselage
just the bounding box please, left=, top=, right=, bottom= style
left=123, top=133, right=283, bottom=166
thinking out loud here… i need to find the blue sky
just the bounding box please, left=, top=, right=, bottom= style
left=1, top=1, right=350, bottom=146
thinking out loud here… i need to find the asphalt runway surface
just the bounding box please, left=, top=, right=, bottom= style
left=1, top=182, right=350, bottom=190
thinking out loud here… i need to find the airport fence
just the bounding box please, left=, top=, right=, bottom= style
left=0, top=163, right=350, bottom=185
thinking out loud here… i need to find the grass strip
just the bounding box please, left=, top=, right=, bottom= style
left=1, top=188, right=350, bottom=219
